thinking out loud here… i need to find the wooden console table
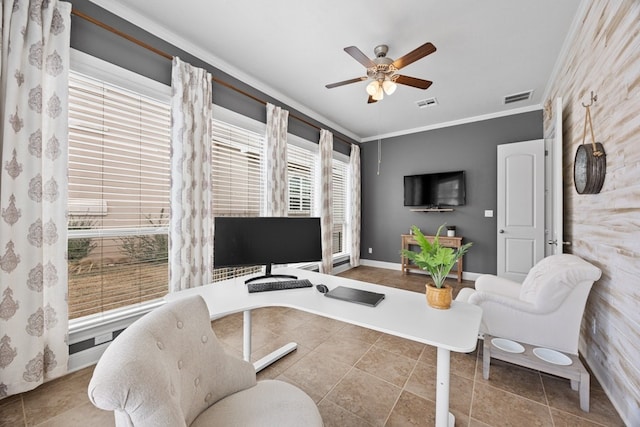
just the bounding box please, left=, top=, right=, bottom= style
left=401, top=234, right=464, bottom=282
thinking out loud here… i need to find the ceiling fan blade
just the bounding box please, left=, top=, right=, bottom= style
left=392, top=42, right=436, bottom=70
left=395, top=75, right=433, bottom=90
left=325, top=76, right=367, bottom=89
left=367, top=95, right=377, bottom=104
left=344, top=46, right=376, bottom=68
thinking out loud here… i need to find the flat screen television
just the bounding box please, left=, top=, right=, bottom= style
left=404, top=170, right=466, bottom=207
left=214, top=216, right=322, bottom=283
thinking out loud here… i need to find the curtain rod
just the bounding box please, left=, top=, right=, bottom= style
left=70, top=9, right=354, bottom=147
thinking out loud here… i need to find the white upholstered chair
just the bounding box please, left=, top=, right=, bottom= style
left=456, top=254, right=601, bottom=412
left=456, top=253, right=601, bottom=354
left=88, top=295, right=323, bottom=427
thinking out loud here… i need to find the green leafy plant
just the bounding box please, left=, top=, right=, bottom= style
left=68, top=217, right=98, bottom=262
left=401, top=224, right=472, bottom=288
left=119, top=208, right=168, bottom=263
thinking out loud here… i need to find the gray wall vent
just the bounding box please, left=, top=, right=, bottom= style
left=504, top=90, right=533, bottom=104
left=416, top=97, right=438, bottom=108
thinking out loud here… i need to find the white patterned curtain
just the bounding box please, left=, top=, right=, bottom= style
left=349, top=144, right=361, bottom=267
left=264, top=103, right=288, bottom=217
left=317, top=130, right=333, bottom=274
left=0, top=0, right=71, bottom=398
left=169, top=57, right=213, bottom=292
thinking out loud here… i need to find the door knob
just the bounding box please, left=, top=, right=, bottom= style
left=499, top=229, right=505, bottom=233
left=547, top=240, right=572, bottom=246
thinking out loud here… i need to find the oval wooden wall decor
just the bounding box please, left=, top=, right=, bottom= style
left=573, top=143, right=606, bottom=194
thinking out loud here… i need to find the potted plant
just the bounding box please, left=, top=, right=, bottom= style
left=401, top=224, right=473, bottom=309
left=446, top=225, right=456, bottom=237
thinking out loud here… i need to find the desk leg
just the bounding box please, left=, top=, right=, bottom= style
left=243, top=310, right=252, bottom=362
left=242, top=310, right=298, bottom=372
left=436, top=347, right=454, bottom=427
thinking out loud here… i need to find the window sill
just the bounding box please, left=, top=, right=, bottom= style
left=69, top=298, right=165, bottom=342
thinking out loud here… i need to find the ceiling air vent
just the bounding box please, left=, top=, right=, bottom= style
left=504, top=90, right=533, bottom=104
left=416, top=97, right=438, bottom=108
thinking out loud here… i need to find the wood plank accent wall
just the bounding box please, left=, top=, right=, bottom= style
left=543, top=1, right=640, bottom=424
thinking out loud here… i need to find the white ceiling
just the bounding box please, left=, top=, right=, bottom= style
left=89, top=0, right=584, bottom=142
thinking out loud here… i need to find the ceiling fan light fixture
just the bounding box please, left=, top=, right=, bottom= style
left=366, top=80, right=380, bottom=96
left=326, top=42, right=436, bottom=104
left=382, top=79, right=397, bottom=95
left=372, top=85, right=384, bottom=101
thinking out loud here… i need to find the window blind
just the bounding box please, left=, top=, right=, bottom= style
left=68, top=71, right=171, bottom=319
left=211, top=120, right=264, bottom=217
left=332, top=159, right=348, bottom=254
left=288, top=143, right=316, bottom=217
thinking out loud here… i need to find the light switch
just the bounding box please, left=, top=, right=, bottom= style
left=484, top=210, right=494, bottom=218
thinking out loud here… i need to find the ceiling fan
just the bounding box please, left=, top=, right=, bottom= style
left=325, top=42, right=436, bottom=103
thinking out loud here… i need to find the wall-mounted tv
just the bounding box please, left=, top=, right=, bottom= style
left=404, top=170, right=466, bottom=207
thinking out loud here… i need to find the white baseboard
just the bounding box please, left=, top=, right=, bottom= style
left=68, top=342, right=110, bottom=373
left=359, top=258, right=483, bottom=282
left=359, top=259, right=399, bottom=270
left=67, top=300, right=163, bottom=373
left=332, top=262, right=352, bottom=275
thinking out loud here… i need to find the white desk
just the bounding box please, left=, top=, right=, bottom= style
left=166, top=267, right=482, bottom=427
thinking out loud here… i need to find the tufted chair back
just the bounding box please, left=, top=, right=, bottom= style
left=88, top=295, right=256, bottom=427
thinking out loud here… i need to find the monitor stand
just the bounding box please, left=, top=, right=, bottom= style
left=244, top=263, right=297, bottom=284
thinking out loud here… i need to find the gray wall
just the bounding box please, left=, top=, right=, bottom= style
left=360, top=111, right=543, bottom=275
left=68, top=1, right=356, bottom=155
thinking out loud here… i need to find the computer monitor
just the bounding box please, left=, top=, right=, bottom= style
left=213, top=216, right=322, bottom=283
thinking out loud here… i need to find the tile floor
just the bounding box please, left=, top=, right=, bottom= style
left=1, top=266, right=625, bottom=426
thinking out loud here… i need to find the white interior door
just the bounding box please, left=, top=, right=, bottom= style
left=497, top=139, right=545, bottom=281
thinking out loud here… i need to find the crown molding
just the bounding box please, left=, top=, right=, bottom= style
left=360, top=104, right=543, bottom=142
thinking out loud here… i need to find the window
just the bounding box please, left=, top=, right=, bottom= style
left=288, top=143, right=316, bottom=217
left=211, top=119, right=264, bottom=217
left=332, top=157, right=348, bottom=255
left=209, top=114, right=350, bottom=276
left=287, top=137, right=348, bottom=256
left=67, top=51, right=352, bottom=318
left=210, top=115, right=265, bottom=280
left=67, top=71, right=171, bottom=319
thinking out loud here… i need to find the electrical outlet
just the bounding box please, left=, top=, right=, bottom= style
left=94, top=332, right=113, bottom=346
left=368, top=248, right=373, bottom=254
left=484, top=210, right=494, bottom=217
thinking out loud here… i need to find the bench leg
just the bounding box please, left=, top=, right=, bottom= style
left=579, top=371, right=590, bottom=412
left=483, top=338, right=491, bottom=380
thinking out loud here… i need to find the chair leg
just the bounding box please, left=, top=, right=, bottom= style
left=482, top=338, right=491, bottom=380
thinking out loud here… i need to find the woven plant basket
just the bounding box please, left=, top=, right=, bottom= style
left=426, top=283, right=452, bottom=310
